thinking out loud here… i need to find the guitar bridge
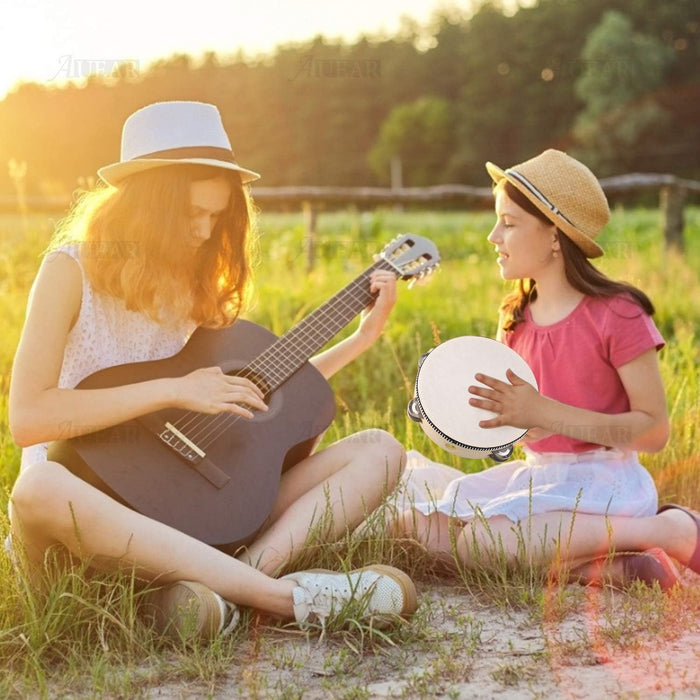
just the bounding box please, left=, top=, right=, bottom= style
left=136, top=413, right=229, bottom=488
left=158, top=422, right=206, bottom=464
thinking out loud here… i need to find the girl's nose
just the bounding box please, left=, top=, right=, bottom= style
left=192, top=216, right=213, bottom=241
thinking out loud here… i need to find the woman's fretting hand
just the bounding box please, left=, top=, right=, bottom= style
left=356, top=270, right=398, bottom=346
left=173, top=366, right=268, bottom=418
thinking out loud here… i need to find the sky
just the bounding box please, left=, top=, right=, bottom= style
left=0, top=0, right=485, bottom=100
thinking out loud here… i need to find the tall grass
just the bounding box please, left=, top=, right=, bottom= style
left=0, top=205, right=698, bottom=694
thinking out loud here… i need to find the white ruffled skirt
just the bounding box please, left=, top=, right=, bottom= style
left=397, top=448, right=658, bottom=523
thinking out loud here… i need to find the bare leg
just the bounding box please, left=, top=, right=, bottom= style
left=455, top=510, right=697, bottom=569
left=9, top=461, right=297, bottom=617
left=395, top=508, right=698, bottom=573
left=241, top=429, right=406, bottom=574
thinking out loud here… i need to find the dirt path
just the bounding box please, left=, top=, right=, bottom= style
left=147, top=581, right=700, bottom=699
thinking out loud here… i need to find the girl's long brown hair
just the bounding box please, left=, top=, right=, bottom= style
left=49, top=164, right=256, bottom=328
left=497, top=180, right=655, bottom=333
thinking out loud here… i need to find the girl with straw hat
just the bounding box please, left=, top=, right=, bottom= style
left=395, top=148, right=700, bottom=591
left=7, top=101, right=417, bottom=641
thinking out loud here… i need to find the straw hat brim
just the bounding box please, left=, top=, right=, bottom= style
left=486, top=161, right=604, bottom=258
left=98, top=158, right=261, bottom=187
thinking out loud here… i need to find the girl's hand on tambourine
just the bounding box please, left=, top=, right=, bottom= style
left=468, top=368, right=542, bottom=430
left=173, top=366, right=268, bottom=418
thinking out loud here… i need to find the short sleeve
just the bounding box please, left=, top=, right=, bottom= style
left=605, top=296, right=664, bottom=369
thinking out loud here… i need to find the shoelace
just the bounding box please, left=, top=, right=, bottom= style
left=302, top=575, right=379, bottom=629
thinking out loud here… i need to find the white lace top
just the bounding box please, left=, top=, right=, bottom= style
left=21, top=244, right=196, bottom=469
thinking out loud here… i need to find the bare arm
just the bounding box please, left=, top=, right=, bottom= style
left=9, top=252, right=266, bottom=447
left=469, top=348, right=669, bottom=453
left=310, top=270, right=397, bottom=380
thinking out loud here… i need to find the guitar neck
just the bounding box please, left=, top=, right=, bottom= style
left=246, top=258, right=396, bottom=393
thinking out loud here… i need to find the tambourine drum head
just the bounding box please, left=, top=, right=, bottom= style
left=416, top=336, right=538, bottom=451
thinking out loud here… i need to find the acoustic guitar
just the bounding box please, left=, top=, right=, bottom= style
left=48, top=234, right=439, bottom=550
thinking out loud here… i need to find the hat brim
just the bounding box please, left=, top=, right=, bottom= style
left=98, top=158, right=261, bottom=187
left=485, top=161, right=604, bottom=258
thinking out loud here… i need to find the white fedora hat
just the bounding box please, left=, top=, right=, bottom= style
left=98, top=101, right=260, bottom=186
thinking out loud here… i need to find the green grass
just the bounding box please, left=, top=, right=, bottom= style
left=0, top=206, right=699, bottom=696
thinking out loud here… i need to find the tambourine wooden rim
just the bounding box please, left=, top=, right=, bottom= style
left=407, top=336, right=538, bottom=460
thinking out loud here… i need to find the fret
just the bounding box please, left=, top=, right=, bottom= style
left=248, top=260, right=391, bottom=392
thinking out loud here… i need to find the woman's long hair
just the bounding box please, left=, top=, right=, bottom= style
left=48, top=164, right=256, bottom=328
left=496, top=180, right=654, bottom=333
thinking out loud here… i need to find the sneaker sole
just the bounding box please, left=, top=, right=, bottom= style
left=142, top=580, right=225, bottom=641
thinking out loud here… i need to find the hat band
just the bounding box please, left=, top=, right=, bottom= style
left=506, top=168, right=572, bottom=226
left=135, top=145, right=237, bottom=164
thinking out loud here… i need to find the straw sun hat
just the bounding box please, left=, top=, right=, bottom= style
left=486, top=149, right=609, bottom=258
left=98, top=101, right=260, bottom=186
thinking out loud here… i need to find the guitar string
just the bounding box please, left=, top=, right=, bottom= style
left=170, top=269, right=381, bottom=447
left=226, top=271, right=377, bottom=390
left=169, top=258, right=397, bottom=447
left=179, top=252, right=415, bottom=448
left=184, top=289, right=379, bottom=447
left=188, top=282, right=379, bottom=448
left=187, top=267, right=388, bottom=448
left=197, top=287, right=375, bottom=445
left=167, top=256, right=405, bottom=450
left=238, top=269, right=382, bottom=381
left=190, top=273, right=382, bottom=447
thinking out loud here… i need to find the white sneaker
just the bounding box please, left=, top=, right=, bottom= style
left=282, top=565, right=417, bottom=629
left=141, top=580, right=240, bottom=642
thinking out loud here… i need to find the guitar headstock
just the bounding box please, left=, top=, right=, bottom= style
left=379, top=234, right=441, bottom=286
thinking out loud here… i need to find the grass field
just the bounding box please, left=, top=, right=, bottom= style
left=0, top=205, right=699, bottom=696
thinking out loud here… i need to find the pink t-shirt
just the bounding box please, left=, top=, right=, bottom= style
left=502, top=294, right=664, bottom=454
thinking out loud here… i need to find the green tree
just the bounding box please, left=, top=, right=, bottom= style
left=572, top=10, right=673, bottom=174
left=1, top=0, right=699, bottom=194
left=368, top=96, right=455, bottom=186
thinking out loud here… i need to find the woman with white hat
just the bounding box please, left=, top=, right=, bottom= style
left=396, top=149, right=700, bottom=591
left=6, top=101, right=417, bottom=641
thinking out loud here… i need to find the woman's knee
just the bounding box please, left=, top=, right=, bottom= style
left=10, top=461, right=77, bottom=529
left=356, top=429, right=406, bottom=485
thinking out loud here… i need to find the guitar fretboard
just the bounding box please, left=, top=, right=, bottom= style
left=244, top=257, right=394, bottom=393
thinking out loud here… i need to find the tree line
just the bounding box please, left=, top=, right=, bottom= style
left=0, top=0, right=698, bottom=199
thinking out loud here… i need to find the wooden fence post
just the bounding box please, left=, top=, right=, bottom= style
left=302, top=200, right=317, bottom=273
left=660, top=183, right=686, bottom=252
left=390, top=156, right=404, bottom=213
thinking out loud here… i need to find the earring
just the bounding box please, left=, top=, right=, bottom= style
left=552, top=250, right=558, bottom=259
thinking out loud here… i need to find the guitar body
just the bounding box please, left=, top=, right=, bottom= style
left=49, top=320, right=335, bottom=549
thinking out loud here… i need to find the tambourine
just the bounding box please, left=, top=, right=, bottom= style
left=407, top=336, right=538, bottom=462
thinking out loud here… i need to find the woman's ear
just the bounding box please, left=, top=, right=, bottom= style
left=551, top=230, right=561, bottom=254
